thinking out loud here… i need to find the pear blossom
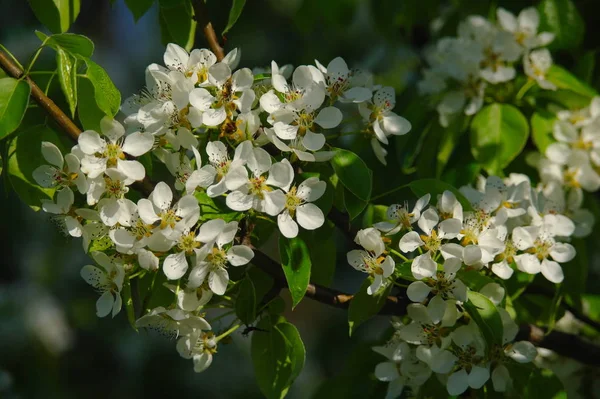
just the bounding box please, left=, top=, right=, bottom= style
left=374, top=194, right=431, bottom=235
left=263, top=127, right=336, bottom=162
left=163, top=43, right=217, bottom=84
left=136, top=307, right=211, bottom=339
left=444, top=324, right=490, bottom=396
left=177, top=329, right=217, bottom=373
left=347, top=228, right=394, bottom=295
left=187, top=221, right=254, bottom=295
left=41, top=187, right=85, bottom=237
left=277, top=177, right=326, bottom=238
left=496, top=7, right=554, bottom=49
left=359, top=87, right=411, bottom=147
left=33, top=141, right=88, bottom=194
left=137, top=182, right=200, bottom=251
left=190, top=140, right=251, bottom=197
left=225, top=147, right=294, bottom=216
left=523, top=48, right=556, bottom=90
left=80, top=252, right=125, bottom=318
left=399, top=207, right=462, bottom=279
left=78, top=117, right=154, bottom=181
left=162, top=218, right=230, bottom=281
left=399, top=296, right=458, bottom=350
left=188, top=63, right=255, bottom=127
left=406, top=257, right=467, bottom=303
left=313, top=57, right=372, bottom=103
left=512, top=225, right=575, bottom=283
left=372, top=341, right=431, bottom=398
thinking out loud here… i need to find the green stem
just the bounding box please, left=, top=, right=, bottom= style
left=515, top=79, right=535, bottom=101
left=216, top=323, right=241, bottom=342
left=326, top=130, right=364, bottom=141
left=393, top=281, right=409, bottom=288
left=389, top=248, right=409, bottom=262
left=23, top=43, right=47, bottom=77
left=0, top=44, right=23, bottom=69
left=128, top=270, right=146, bottom=280
left=370, top=184, right=408, bottom=202
left=141, top=271, right=159, bottom=315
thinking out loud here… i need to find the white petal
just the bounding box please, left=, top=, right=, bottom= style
left=447, top=369, right=469, bottom=396
left=296, top=203, right=325, bottom=230
left=208, top=268, right=229, bottom=295
left=96, top=291, right=114, bottom=318
left=150, top=181, right=173, bottom=210
left=122, top=132, right=154, bottom=156
left=480, top=283, right=505, bottom=305
left=100, top=116, right=125, bottom=142
left=227, top=245, right=254, bottom=266
left=492, top=364, right=510, bottom=392
left=382, top=112, right=411, bottom=136
left=163, top=252, right=189, bottom=280
left=226, top=190, right=253, bottom=211
left=374, top=362, right=399, bottom=382
left=137, top=198, right=160, bottom=224
left=468, top=366, right=490, bottom=389
left=302, top=131, right=326, bottom=151
left=278, top=211, right=299, bottom=238
left=407, top=281, right=431, bottom=302
left=399, top=231, right=424, bottom=253
left=412, top=254, right=437, bottom=280
left=261, top=190, right=286, bottom=216
left=314, top=106, right=343, bottom=129
left=541, top=259, right=564, bottom=283
left=78, top=130, right=105, bottom=155
left=265, top=159, right=294, bottom=189
left=189, top=88, right=214, bottom=111
left=138, top=249, right=159, bottom=271
left=507, top=341, right=537, bottom=363
left=197, top=219, right=226, bottom=243
left=41, top=141, right=63, bottom=168
left=549, top=243, right=575, bottom=263
left=117, top=159, right=145, bottom=181
left=418, top=208, right=439, bottom=235
left=80, top=265, right=109, bottom=289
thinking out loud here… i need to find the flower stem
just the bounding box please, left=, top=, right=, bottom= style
left=516, top=79, right=535, bottom=101
left=389, top=248, right=409, bottom=262
left=216, top=323, right=241, bottom=342
left=370, top=184, right=408, bottom=202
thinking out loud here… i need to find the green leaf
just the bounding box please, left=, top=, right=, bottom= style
left=122, top=278, right=138, bottom=331
left=574, top=50, right=596, bottom=84
left=0, top=78, right=31, bottom=139
left=470, top=103, right=529, bottom=175
left=83, top=59, right=121, bottom=117
left=301, top=224, right=336, bottom=287
left=7, top=124, right=68, bottom=210
left=223, top=0, right=247, bottom=35
left=531, top=110, right=556, bottom=154
left=361, top=204, right=388, bottom=227
left=546, top=65, right=597, bottom=98
left=538, top=0, right=584, bottom=50
left=77, top=77, right=105, bottom=131
left=343, top=187, right=368, bottom=220
left=56, top=49, right=77, bottom=117
left=436, top=114, right=468, bottom=177
left=125, top=0, right=155, bottom=21
left=330, top=148, right=372, bottom=201
left=464, top=291, right=504, bottom=349
left=347, top=277, right=392, bottom=336
left=159, top=1, right=197, bottom=51
left=28, top=0, right=81, bottom=33
left=408, top=179, right=473, bottom=211
left=36, top=31, right=94, bottom=57
left=235, top=274, right=257, bottom=325
left=279, top=235, right=311, bottom=308
left=251, top=316, right=305, bottom=399
left=457, top=270, right=497, bottom=292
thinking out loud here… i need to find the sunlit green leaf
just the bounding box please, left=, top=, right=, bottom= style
left=546, top=65, right=597, bottom=98
left=330, top=148, right=372, bottom=201
left=36, top=31, right=94, bottom=57
left=0, top=78, right=31, bottom=139
left=464, top=291, right=504, bottom=349
left=279, top=235, right=311, bottom=308
left=223, top=0, right=247, bottom=35
left=28, top=0, right=81, bottom=33
left=470, top=103, right=529, bottom=175
left=538, top=0, right=584, bottom=50
left=56, top=48, right=77, bottom=117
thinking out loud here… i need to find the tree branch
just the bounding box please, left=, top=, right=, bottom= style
left=0, top=49, right=82, bottom=141
left=192, top=0, right=226, bottom=62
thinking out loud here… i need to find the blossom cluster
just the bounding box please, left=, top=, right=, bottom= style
left=348, top=173, right=582, bottom=395
left=419, top=7, right=556, bottom=126
left=30, top=43, right=412, bottom=373
left=528, top=97, right=600, bottom=238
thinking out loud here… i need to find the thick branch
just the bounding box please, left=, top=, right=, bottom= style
left=0, top=49, right=82, bottom=141
left=192, top=0, right=226, bottom=62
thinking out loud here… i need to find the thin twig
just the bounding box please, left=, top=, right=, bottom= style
left=192, top=0, right=226, bottom=62
left=0, top=49, right=81, bottom=141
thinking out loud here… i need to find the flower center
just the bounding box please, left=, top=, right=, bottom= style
left=132, top=218, right=154, bottom=240
left=420, top=229, right=441, bottom=253
left=207, top=247, right=228, bottom=270
left=102, top=143, right=125, bottom=168
left=284, top=187, right=303, bottom=216
left=178, top=231, right=201, bottom=254
left=104, top=175, right=128, bottom=198
left=159, top=209, right=181, bottom=229
left=249, top=176, right=269, bottom=198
